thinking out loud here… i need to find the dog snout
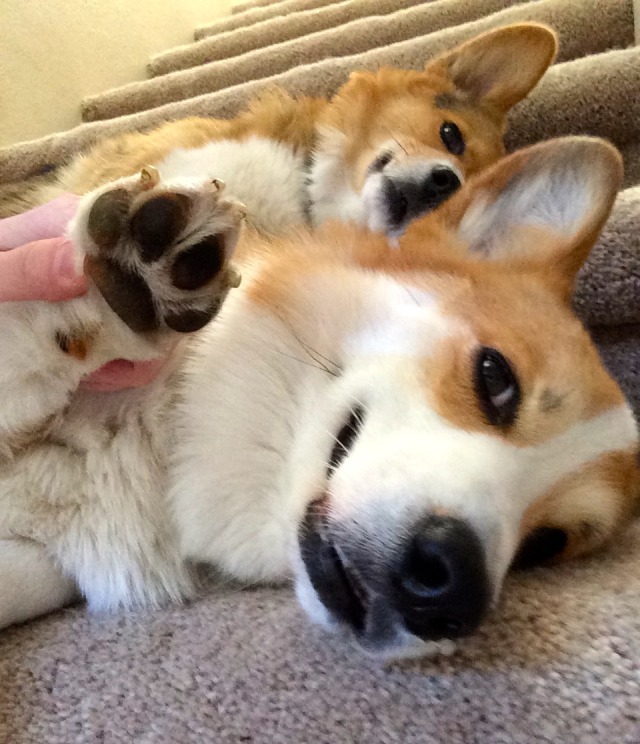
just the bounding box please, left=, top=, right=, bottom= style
left=394, top=515, right=491, bottom=640
left=299, top=504, right=492, bottom=648
left=381, top=165, right=461, bottom=231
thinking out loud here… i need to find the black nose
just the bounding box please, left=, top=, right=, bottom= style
left=382, top=166, right=461, bottom=229
left=394, top=515, right=491, bottom=640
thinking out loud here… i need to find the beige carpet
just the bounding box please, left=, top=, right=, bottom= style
left=196, top=0, right=352, bottom=37
left=150, top=0, right=449, bottom=76
left=232, top=0, right=285, bottom=14
left=1, top=516, right=640, bottom=743
left=0, top=0, right=639, bottom=741
left=83, top=0, right=626, bottom=122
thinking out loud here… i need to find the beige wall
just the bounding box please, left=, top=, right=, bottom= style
left=0, top=0, right=230, bottom=147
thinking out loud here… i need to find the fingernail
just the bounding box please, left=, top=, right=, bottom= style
left=53, top=240, right=79, bottom=279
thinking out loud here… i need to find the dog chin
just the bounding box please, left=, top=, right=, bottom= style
left=293, top=565, right=458, bottom=662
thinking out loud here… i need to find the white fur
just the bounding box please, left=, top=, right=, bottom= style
left=158, top=137, right=307, bottom=236
left=0, top=140, right=636, bottom=660
left=308, top=127, right=369, bottom=228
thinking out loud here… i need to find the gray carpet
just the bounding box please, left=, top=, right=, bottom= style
left=2, top=517, right=639, bottom=743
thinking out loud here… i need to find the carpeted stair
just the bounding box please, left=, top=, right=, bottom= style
left=0, top=1, right=639, bottom=742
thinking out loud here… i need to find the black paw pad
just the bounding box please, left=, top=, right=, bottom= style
left=87, top=188, right=131, bottom=252
left=170, top=236, right=225, bottom=290
left=85, top=255, right=159, bottom=333
left=130, top=193, right=191, bottom=263
left=164, top=303, right=220, bottom=333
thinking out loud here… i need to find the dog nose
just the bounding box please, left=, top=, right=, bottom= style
left=394, top=515, right=491, bottom=639
left=382, top=166, right=461, bottom=228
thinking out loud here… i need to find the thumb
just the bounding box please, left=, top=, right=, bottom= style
left=0, top=238, right=88, bottom=302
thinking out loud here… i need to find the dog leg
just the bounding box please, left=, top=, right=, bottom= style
left=0, top=170, right=246, bottom=624
left=0, top=538, right=79, bottom=628
left=0, top=169, right=245, bottom=454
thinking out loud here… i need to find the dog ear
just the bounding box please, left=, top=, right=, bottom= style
left=428, top=23, right=557, bottom=113
left=442, top=137, right=622, bottom=299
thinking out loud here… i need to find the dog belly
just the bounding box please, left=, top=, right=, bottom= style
left=157, top=136, right=308, bottom=235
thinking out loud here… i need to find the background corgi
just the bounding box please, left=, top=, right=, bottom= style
left=6, top=24, right=557, bottom=239
left=0, top=136, right=637, bottom=660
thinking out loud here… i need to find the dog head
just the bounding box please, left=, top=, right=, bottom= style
left=293, top=137, right=639, bottom=659
left=309, top=23, right=557, bottom=238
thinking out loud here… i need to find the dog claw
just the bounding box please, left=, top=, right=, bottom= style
left=140, top=165, right=160, bottom=189
left=212, top=178, right=225, bottom=193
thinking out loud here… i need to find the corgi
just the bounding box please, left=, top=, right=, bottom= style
left=6, top=24, right=557, bottom=240
left=0, top=136, right=637, bottom=660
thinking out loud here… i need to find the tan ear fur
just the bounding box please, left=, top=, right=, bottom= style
left=440, top=137, right=623, bottom=299
left=427, top=23, right=558, bottom=113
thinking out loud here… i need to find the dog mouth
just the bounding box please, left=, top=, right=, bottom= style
left=298, top=501, right=368, bottom=634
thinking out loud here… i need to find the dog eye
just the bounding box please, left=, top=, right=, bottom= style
left=370, top=151, right=394, bottom=172
left=474, top=348, right=520, bottom=426
left=328, top=406, right=365, bottom=473
left=440, top=122, right=465, bottom=156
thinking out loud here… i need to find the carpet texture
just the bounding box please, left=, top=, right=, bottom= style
left=1, top=520, right=639, bottom=743
left=82, top=0, right=630, bottom=122
left=1, top=0, right=639, bottom=741
left=150, top=0, right=451, bottom=76
left=196, top=0, right=352, bottom=38
left=232, top=0, right=285, bottom=14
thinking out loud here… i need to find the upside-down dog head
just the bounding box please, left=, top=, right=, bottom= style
left=309, top=23, right=557, bottom=237
left=291, top=137, right=639, bottom=659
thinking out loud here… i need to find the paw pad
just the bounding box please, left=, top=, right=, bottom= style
left=83, top=168, right=244, bottom=335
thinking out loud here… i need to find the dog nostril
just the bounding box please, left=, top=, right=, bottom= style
left=402, top=545, right=452, bottom=598
left=395, top=516, right=490, bottom=640
left=429, top=166, right=460, bottom=193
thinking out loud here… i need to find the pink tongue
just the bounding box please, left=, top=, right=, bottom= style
left=80, top=358, right=168, bottom=392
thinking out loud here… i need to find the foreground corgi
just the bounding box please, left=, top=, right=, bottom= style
left=7, top=24, right=557, bottom=240
left=0, top=136, right=637, bottom=660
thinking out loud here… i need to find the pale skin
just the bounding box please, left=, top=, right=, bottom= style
left=0, top=196, right=164, bottom=390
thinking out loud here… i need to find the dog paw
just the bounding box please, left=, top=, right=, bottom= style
left=79, top=167, right=244, bottom=334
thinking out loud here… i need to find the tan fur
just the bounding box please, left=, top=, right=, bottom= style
left=520, top=451, right=639, bottom=558
left=245, top=137, right=638, bottom=566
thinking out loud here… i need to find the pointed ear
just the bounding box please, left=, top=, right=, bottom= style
left=443, top=137, right=623, bottom=297
left=427, top=23, right=558, bottom=113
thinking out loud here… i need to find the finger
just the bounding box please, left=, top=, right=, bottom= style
left=0, top=238, right=88, bottom=302
left=0, top=193, right=80, bottom=250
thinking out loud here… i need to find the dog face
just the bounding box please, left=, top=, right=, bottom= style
left=309, top=23, right=557, bottom=237
left=292, top=138, right=639, bottom=659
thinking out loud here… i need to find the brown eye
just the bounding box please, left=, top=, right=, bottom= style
left=440, top=122, right=465, bottom=156
left=474, top=348, right=520, bottom=427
